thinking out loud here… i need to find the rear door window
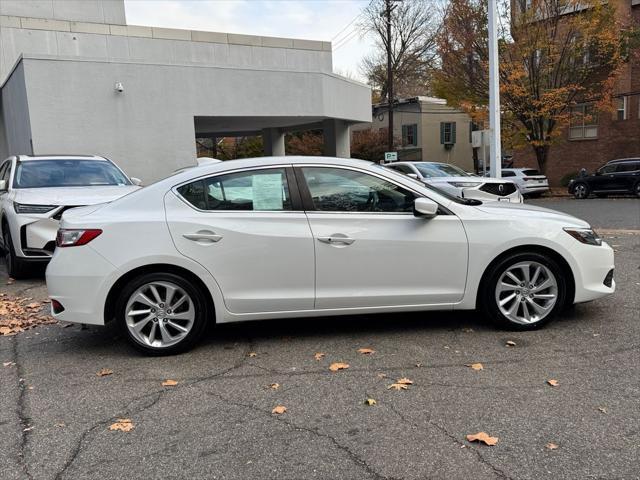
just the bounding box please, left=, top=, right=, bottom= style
left=177, top=168, right=292, bottom=211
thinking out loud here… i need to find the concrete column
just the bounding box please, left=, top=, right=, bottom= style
left=322, top=119, right=351, bottom=158
left=262, top=128, right=285, bottom=157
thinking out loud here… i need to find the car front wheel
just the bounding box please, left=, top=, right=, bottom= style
left=116, top=272, right=208, bottom=355
left=3, top=228, right=29, bottom=279
left=481, top=252, right=567, bottom=330
left=572, top=182, right=589, bottom=199
left=634, top=182, right=640, bottom=198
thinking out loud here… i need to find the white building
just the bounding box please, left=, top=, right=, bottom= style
left=0, top=0, right=371, bottom=181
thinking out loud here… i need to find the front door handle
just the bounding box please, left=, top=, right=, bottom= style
left=317, top=236, right=355, bottom=245
left=183, top=232, right=223, bottom=242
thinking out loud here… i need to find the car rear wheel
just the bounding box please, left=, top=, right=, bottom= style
left=3, top=228, right=29, bottom=279
left=573, top=182, right=589, bottom=199
left=634, top=182, right=640, bottom=198
left=481, top=252, right=566, bottom=330
left=116, top=272, right=208, bottom=355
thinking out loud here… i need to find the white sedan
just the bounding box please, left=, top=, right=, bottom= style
left=386, top=161, right=523, bottom=203
left=0, top=155, right=140, bottom=278
left=46, top=156, right=614, bottom=355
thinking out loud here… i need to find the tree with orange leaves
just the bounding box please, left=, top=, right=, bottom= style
left=433, top=0, right=637, bottom=173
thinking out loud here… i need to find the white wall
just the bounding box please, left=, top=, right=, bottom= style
left=0, top=0, right=126, bottom=25
left=0, top=62, right=32, bottom=156
left=20, top=57, right=370, bottom=181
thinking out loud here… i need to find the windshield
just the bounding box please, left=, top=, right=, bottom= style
left=13, top=160, right=131, bottom=188
left=414, top=163, right=472, bottom=178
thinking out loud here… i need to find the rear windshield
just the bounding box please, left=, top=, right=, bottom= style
left=522, top=169, right=540, bottom=176
left=13, top=160, right=131, bottom=188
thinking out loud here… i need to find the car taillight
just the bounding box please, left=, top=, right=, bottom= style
left=56, top=229, right=103, bottom=247
left=523, top=177, right=533, bottom=181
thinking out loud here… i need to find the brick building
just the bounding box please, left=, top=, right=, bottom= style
left=512, top=0, right=640, bottom=186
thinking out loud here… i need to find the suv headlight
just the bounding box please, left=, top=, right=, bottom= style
left=448, top=181, right=482, bottom=188
left=13, top=202, right=57, bottom=214
left=564, top=228, right=602, bottom=246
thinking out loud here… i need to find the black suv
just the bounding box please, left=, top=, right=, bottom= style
left=568, top=158, right=640, bottom=199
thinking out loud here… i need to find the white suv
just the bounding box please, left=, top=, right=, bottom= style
left=0, top=155, right=140, bottom=278
left=500, top=168, right=549, bottom=196
left=386, top=161, right=522, bottom=203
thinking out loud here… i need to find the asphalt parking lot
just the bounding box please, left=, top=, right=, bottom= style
left=1, top=198, right=639, bottom=480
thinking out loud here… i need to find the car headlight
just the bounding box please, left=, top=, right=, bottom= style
left=563, top=228, right=602, bottom=246
left=448, top=182, right=482, bottom=188
left=13, top=202, right=58, bottom=214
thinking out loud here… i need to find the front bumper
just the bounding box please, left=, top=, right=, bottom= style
left=570, top=240, right=615, bottom=303
left=46, top=245, right=117, bottom=325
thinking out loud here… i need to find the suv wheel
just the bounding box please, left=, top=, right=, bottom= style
left=3, top=228, right=29, bottom=279
left=634, top=182, right=640, bottom=198
left=573, top=182, right=589, bottom=199
left=481, top=252, right=567, bottom=330
left=116, top=272, right=209, bottom=355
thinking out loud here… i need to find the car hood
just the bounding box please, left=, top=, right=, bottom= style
left=474, top=201, right=590, bottom=228
left=13, top=185, right=140, bottom=206
left=427, top=176, right=513, bottom=184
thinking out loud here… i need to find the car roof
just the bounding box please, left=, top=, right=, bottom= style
left=16, top=154, right=108, bottom=161
left=607, top=158, right=640, bottom=164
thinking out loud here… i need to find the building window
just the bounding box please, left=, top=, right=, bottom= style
left=569, top=104, right=598, bottom=139
left=440, top=122, right=456, bottom=145
left=615, top=96, right=627, bottom=121
left=402, top=124, right=418, bottom=147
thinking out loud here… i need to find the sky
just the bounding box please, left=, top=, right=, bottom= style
left=123, top=0, right=376, bottom=81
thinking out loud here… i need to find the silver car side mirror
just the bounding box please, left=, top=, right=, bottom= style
left=130, top=177, right=142, bottom=186
left=407, top=173, right=419, bottom=179
left=414, top=197, right=438, bottom=218
left=0, top=179, right=6, bottom=191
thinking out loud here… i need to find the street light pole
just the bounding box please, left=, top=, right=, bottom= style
left=488, top=0, right=502, bottom=178
left=385, top=0, right=394, bottom=153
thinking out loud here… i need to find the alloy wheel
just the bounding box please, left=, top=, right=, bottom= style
left=125, top=281, right=195, bottom=348
left=494, top=261, right=558, bottom=325
left=574, top=184, right=587, bottom=199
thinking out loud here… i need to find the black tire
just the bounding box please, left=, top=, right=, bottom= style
left=480, top=252, right=567, bottom=331
left=115, top=272, right=209, bottom=355
left=572, top=182, right=590, bottom=199
left=3, top=227, right=29, bottom=279
left=634, top=182, right=640, bottom=198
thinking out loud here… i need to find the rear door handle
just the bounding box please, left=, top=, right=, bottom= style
left=317, top=236, right=355, bottom=245
left=183, top=232, right=223, bottom=242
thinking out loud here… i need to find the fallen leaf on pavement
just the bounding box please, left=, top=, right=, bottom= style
left=6, top=278, right=14, bottom=285
left=462, top=328, right=474, bottom=333
left=55, top=423, right=65, bottom=428
left=269, top=383, right=280, bottom=390
left=357, top=348, right=375, bottom=355
left=546, top=442, right=559, bottom=450
left=3, top=361, right=16, bottom=367
left=162, top=379, right=178, bottom=387
left=314, top=352, right=325, bottom=361
left=364, top=398, right=377, bottom=406
left=109, top=419, right=134, bottom=432
left=466, top=363, right=484, bottom=371
left=597, top=406, right=607, bottom=414
left=466, top=432, right=498, bottom=446
left=247, top=352, right=257, bottom=357
left=387, top=383, right=409, bottom=390
left=272, top=405, right=287, bottom=415
left=396, top=378, right=413, bottom=385
left=377, top=373, right=387, bottom=379
left=415, top=362, right=423, bottom=367
left=547, top=379, right=559, bottom=387
left=506, top=340, right=517, bottom=347
left=0, top=295, right=56, bottom=335
left=329, top=362, right=349, bottom=372
left=96, top=368, right=113, bottom=377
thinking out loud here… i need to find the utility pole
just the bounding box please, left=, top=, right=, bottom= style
left=488, top=0, right=502, bottom=178
left=385, top=0, right=394, bottom=153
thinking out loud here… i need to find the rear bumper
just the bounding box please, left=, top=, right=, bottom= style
left=46, top=246, right=117, bottom=325
left=520, top=183, right=549, bottom=194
